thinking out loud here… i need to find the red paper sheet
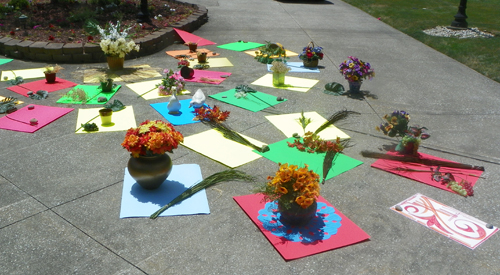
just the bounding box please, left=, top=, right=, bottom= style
left=7, top=78, right=78, bottom=97
left=174, top=70, right=231, bottom=84
left=173, top=28, right=216, bottom=46
left=0, top=104, right=73, bottom=133
left=234, top=194, right=370, bottom=261
left=371, top=152, right=483, bottom=194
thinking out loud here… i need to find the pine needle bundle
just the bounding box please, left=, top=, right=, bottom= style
left=150, top=169, right=255, bottom=219
left=313, top=109, right=360, bottom=136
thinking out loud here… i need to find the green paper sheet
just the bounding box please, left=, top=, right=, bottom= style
left=217, top=41, right=264, bottom=52
left=182, top=129, right=265, bottom=168
left=57, top=85, right=121, bottom=104
left=244, top=50, right=298, bottom=57
left=75, top=106, right=136, bottom=133
left=126, top=79, right=190, bottom=100
left=1, top=68, right=45, bottom=81
left=0, top=59, right=13, bottom=66
left=209, top=89, right=287, bottom=112
left=189, top=57, right=233, bottom=68
left=254, top=137, right=363, bottom=181
left=265, top=111, right=350, bottom=139
left=251, top=74, right=319, bottom=93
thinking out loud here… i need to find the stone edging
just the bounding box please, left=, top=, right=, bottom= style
left=0, top=1, right=208, bottom=64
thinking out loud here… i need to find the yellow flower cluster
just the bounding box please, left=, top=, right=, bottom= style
left=267, top=163, right=320, bottom=209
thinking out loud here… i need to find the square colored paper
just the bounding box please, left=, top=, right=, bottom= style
left=217, top=41, right=265, bottom=52
left=234, top=194, right=370, bottom=260
left=182, top=129, right=265, bottom=168
left=0, top=59, right=13, bottom=65
left=150, top=99, right=206, bottom=125
left=56, top=84, right=121, bottom=104
left=254, top=137, right=363, bottom=181
left=173, top=28, right=216, bottom=46
left=0, top=104, right=73, bottom=133
left=1, top=68, right=45, bottom=81
left=174, top=70, right=231, bottom=84
left=210, top=89, right=286, bottom=112
left=251, top=74, right=319, bottom=92
left=266, top=62, right=320, bottom=73
left=7, top=78, right=78, bottom=97
left=371, top=152, right=483, bottom=195
left=120, top=164, right=210, bottom=218
left=391, top=193, right=497, bottom=249
left=166, top=48, right=220, bottom=59
left=244, top=49, right=299, bottom=57
left=126, top=80, right=190, bottom=100
left=188, top=57, right=233, bottom=68
left=83, top=65, right=162, bottom=83
left=266, top=112, right=351, bottom=139
left=75, top=106, right=136, bottom=133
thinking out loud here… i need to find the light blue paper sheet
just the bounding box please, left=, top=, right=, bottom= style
left=120, top=164, right=210, bottom=218
left=266, top=62, right=320, bottom=73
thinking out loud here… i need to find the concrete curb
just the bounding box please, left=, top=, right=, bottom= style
left=0, top=1, right=208, bottom=64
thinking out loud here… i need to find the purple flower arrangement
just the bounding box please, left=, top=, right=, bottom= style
left=339, top=56, right=375, bottom=83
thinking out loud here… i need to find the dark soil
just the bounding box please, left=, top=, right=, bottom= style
left=0, top=0, right=196, bottom=43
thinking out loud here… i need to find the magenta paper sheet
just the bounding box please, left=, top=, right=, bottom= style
left=391, top=193, right=497, bottom=249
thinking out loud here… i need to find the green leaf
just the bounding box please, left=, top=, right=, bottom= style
left=104, top=99, right=125, bottom=112
left=323, top=82, right=346, bottom=96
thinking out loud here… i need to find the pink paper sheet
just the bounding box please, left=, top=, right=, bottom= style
left=7, top=78, right=78, bottom=97
left=234, top=194, right=370, bottom=261
left=371, top=152, right=483, bottom=194
left=174, top=70, right=231, bottom=84
left=0, top=104, right=73, bottom=133
left=173, top=28, right=216, bottom=46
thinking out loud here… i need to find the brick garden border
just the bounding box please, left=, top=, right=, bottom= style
left=0, top=1, right=208, bottom=64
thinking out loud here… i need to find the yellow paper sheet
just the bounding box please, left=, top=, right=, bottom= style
left=0, top=96, right=23, bottom=104
left=265, top=112, right=350, bottom=140
left=126, top=80, right=190, bottom=100
left=75, top=106, right=136, bottom=133
left=244, top=50, right=298, bottom=57
left=188, top=57, right=233, bottom=68
left=182, top=129, right=265, bottom=168
left=1, top=68, right=45, bottom=81
left=251, top=74, right=319, bottom=92
left=81, top=65, right=162, bottom=83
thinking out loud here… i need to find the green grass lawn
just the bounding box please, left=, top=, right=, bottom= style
left=342, top=0, right=500, bottom=83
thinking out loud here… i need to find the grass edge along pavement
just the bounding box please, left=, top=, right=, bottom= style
left=342, top=0, right=500, bottom=83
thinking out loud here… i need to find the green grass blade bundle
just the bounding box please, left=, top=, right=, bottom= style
left=313, top=109, right=360, bottom=136
left=150, top=169, right=255, bottom=219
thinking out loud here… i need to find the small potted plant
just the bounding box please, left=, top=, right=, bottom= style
left=255, top=163, right=321, bottom=226
left=255, top=41, right=287, bottom=64
left=197, top=52, right=207, bottom=63
left=99, top=76, right=115, bottom=93
left=122, top=120, right=184, bottom=189
left=270, top=60, right=290, bottom=86
left=98, top=108, right=113, bottom=126
left=376, top=110, right=430, bottom=155
left=156, top=69, right=186, bottom=96
left=339, top=56, right=374, bottom=93
left=185, top=41, right=198, bottom=52
left=299, top=42, right=323, bottom=67
left=43, top=64, right=63, bottom=83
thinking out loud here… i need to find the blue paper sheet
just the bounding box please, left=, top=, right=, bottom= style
left=120, top=164, right=210, bottom=218
left=266, top=62, right=320, bottom=73
left=150, top=99, right=206, bottom=125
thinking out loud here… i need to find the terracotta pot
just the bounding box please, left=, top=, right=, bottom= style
left=107, top=56, right=124, bottom=70
left=180, top=66, right=195, bottom=79
left=45, top=73, right=56, bottom=83
left=278, top=200, right=317, bottom=226
left=303, top=59, right=319, bottom=68
left=188, top=43, right=197, bottom=52
left=127, top=153, right=173, bottom=190
left=98, top=108, right=113, bottom=125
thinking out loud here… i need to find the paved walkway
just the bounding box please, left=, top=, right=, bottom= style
left=1, top=0, right=499, bottom=274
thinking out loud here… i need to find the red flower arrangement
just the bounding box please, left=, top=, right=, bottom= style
left=9, top=30, right=14, bottom=35
left=122, top=120, right=184, bottom=158
left=48, top=35, right=55, bottom=41
left=288, top=133, right=346, bottom=154
left=177, top=59, right=190, bottom=68
left=193, top=105, right=230, bottom=123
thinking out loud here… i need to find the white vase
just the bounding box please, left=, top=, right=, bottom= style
left=167, top=91, right=181, bottom=114
left=189, top=89, right=206, bottom=108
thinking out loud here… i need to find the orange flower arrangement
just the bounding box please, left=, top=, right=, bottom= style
left=258, top=163, right=320, bottom=210
left=122, top=120, right=184, bottom=158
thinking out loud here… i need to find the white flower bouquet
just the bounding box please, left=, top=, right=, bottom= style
left=95, top=21, right=140, bottom=58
